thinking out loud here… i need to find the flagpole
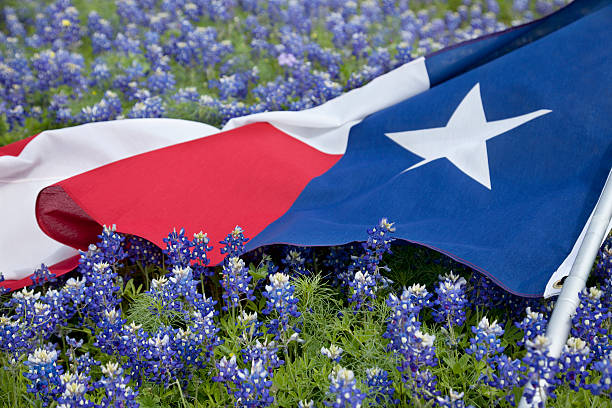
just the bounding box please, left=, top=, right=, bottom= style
left=518, top=168, right=612, bottom=408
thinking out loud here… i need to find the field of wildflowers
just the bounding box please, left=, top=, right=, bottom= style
left=1, top=0, right=611, bottom=407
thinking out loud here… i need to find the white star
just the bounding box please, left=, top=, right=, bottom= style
left=385, top=83, right=551, bottom=189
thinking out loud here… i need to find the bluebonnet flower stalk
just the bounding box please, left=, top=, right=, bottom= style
left=571, top=286, right=611, bottom=359
left=347, top=256, right=377, bottom=311
left=520, top=335, right=561, bottom=407
left=30, top=263, right=56, bottom=287
left=435, top=389, right=468, bottom=408
left=213, top=354, right=240, bottom=390
left=366, top=367, right=398, bottom=405
left=94, top=308, right=125, bottom=356
left=262, top=272, right=301, bottom=342
left=242, top=339, right=284, bottom=375
left=515, top=306, right=548, bottom=346
left=220, top=225, right=249, bottom=259
left=486, top=353, right=525, bottom=399
left=559, top=337, right=592, bottom=391
left=163, top=227, right=192, bottom=268
left=281, top=248, right=310, bottom=276
left=321, top=344, right=343, bottom=363
left=325, top=366, right=366, bottom=408
left=221, top=256, right=254, bottom=311
left=24, top=346, right=64, bottom=405
left=347, top=219, right=396, bottom=310
left=585, top=352, right=612, bottom=397
left=81, top=261, right=122, bottom=322
left=466, top=317, right=505, bottom=362
left=432, top=272, right=468, bottom=330
left=96, top=224, right=127, bottom=264
left=0, top=314, right=29, bottom=359
left=191, top=230, right=214, bottom=279
left=384, top=284, right=432, bottom=353
left=55, top=371, right=95, bottom=408
left=97, top=361, right=139, bottom=408
left=234, top=358, right=274, bottom=408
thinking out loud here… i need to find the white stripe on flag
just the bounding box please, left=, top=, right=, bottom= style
left=0, top=119, right=219, bottom=280
left=223, top=58, right=430, bottom=154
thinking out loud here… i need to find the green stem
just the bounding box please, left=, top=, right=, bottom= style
left=175, top=378, right=188, bottom=408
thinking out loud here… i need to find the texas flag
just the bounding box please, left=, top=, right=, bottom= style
left=1, top=0, right=610, bottom=297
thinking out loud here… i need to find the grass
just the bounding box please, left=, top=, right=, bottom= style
left=1, top=241, right=610, bottom=407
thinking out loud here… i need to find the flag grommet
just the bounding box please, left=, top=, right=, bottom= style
left=552, top=277, right=567, bottom=290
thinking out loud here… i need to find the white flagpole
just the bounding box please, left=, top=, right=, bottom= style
left=518, top=167, right=612, bottom=408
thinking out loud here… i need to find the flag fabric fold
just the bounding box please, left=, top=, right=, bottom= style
left=1, top=0, right=610, bottom=296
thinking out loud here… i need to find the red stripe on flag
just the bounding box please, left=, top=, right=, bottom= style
left=0, top=255, right=80, bottom=291
left=36, top=122, right=342, bottom=265
left=0, top=133, right=40, bottom=157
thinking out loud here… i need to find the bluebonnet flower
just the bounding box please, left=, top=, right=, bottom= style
left=221, top=256, right=254, bottom=310
left=466, top=317, right=505, bottom=362
left=6, top=104, right=26, bottom=130
left=4, top=8, right=26, bottom=38
left=436, top=389, right=468, bottom=408
left=486, top=353, right=525, bottom=396
left=163, top=227, right=192, bottom=268
left=234, top=358, right=274, bottom=407
left=0, top=315, right=29, bottom=357
left=7, top=288, right=67, bottom=348
left=116, top=0, right=147, bottom=25
left=513, top=0, right=530, bottom=12
left=242, top=339, right=284, bottom=374
left=348, top=265, right=377, bottom=311
left=281, top=248, right=310, bottom=276
left=585, top=352, right=612, bottom=397
left=262, top=272, right=301, bottom=340
left=468, top=273, right=506, bottom=310
left=213, top=354, right=240, bottom=387
left=237, top=310, right=263, bottom=342
left=88, top=11, right=113, bottom=38
left=191, top=230, right=214, bottom=278
left=571, top=286, right=610, bottom=359
left=278, top=52, right=298, bottom=68
left=96, top=224, right=127, bottom=264
left=97, top=361, right=139, bottom=407
left=91, top=32, right=112, bottom=54
left=321, top=344, right=343, bottom=363
left=147, top=67, right=175, bottom=94
left=81, top=261, right=122, bottom=322
left=366, top=367, right=398, bottom=405
left=399, top=327, right=438, bottom=374
left=432, top=272, right=468, bottom=329
left=559, top=337, right=592, bottom=391
left=115, top=33, right=141, bottom=54
left=520, top=335, right=561, bottom=407
left=139, top=328, right=186, bottom=386
left=210, top=73, right=250, bottom=100
left=220, top=225, right=249, bottom=259
left=55, top=371, right=95, bottom=408
left=61, top=277, right=87, bottom=306
left=346, top=219, right=396, bottom=309
left=127, top=96, right=165, bottom=118
left=174, top=86, right=200, bottom=103
left=94, top=308, right=125, bottom=356
left=384, top=284, right=432, bottom=352
left=24, top=346, right=64, bottom=405
left=325, top=366, right=366, bottom=408
left=30, top=263, right=56, bottom=287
